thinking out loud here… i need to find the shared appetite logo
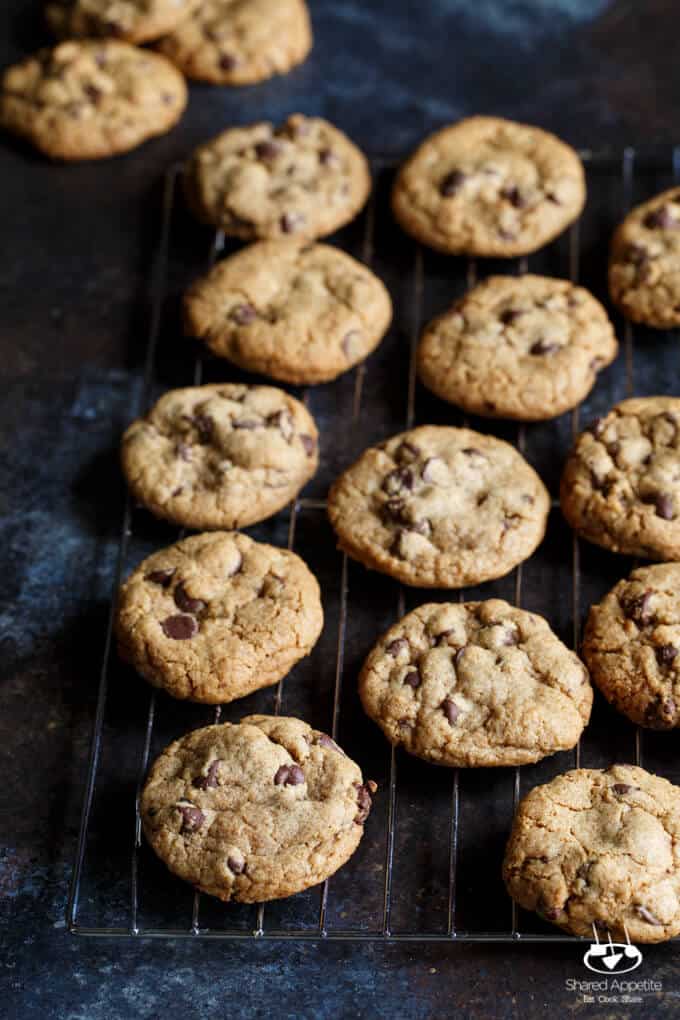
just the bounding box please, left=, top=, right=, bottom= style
left=582, top=927, right=642, bottom=975
left=565, top=925, right=662, bottom=1005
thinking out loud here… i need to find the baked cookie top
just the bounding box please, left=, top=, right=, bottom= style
left=46, top=0, right=201, bottom=44
left=327, top=426, right=550, bottom=588
left=141, top=715, right=375, bottom=903
left=392, top=116, right=585, bottom=257
left=417, top=275, right=618, bottom=422
left=115, top=532, right=323, bottom=703
left=184, top=240, right=393, bottom=385
left=609, top=187, right=680, bottom=328
left=157, top=0, right=312, bottom=86
left=0, top=40, right=187, bottom=161
left=561, top=397, right=680, bottom=560
left=503, top=764, right=680, bottom=943
left=583, top=563, right=680, bottom=730
left=184, top=114, right=371, bottom=240
left=121, top=383, right=318, bottom=530
left=360, top=600, right=591, bottom=768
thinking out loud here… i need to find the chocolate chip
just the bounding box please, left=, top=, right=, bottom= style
left=462, top=447, right=483, bottom=458
left=255, top=140, right=283, bottom=161
left=441, top=697, right=460, bottom=724
left=454, top=647, right=466, bottom=665
left=435, top=630, right=455, bottom=646
left=172, top=486, right=184, bottom=497
left=354, top=781, right=376, bottom=823
left=655, top=493, right=675, bottom=520
left=636, top=905, right=662, bottom=925
left=227, top=854, right=246, bottom=874
left=546, top=192, right=562, bottom=205
left=281, top=211, right=305, bottom=234
left=178, top=804, right=204, bottom=833
left=174, top=583, right=206, bottom=615
left=219, top=53, right=237, bottom=70
left=408, top=518, right=431, bottom=537
left=395, top=441, right=420, bottom=464
left=319, top=148, right=339, bottom=166
left=587, top=416, right=605, bottom=438
left=627, top=243, right=649, bottom=266
left=440, top=170, right=466, bottom=197
left=300, top=434, right=315, bottom=456
left=162, top=92, right=175, bottom=106
left=274, top=764, right=305, bottom=786
left=85, top=84, right=101, bottom=103
left=383, top=467, right=414, bottom=494
left=403, top=670, right=421, bottom=689
left=386, top=638, right=409, bottom=657
left=656, top=644, right=678, bottom=668
left=230, top=303, right=256, bottom=325
left=501, top=186, right=526, bottom=208
left=643, top=206, right=678, bottom=229
left=266, top=409, right=294, bottom=441
left=502, top=627, right=519, bottom=646
left=232, top=418, right=260, bottom=430
left=500, top=308, right=521, bottom=325
left=530, top=338, right=560, bottom=356
left=540, top=907, right=560, bottom=921
left=612, top=783, right=634, bottom=795
left=381, top=497, right=406, bottom=523
left=145, top=569, right=175, bottom=588
left=193, top=760, right=221, bottom=790
left=622, top=591, right=653, bottom=626
left=161, top=614, right=198, bottom=640
left=316, top=733, right=341, bottom=752
left=342, top=329, right=361, bottom=357
left=193, top=413, right=214, bottom=443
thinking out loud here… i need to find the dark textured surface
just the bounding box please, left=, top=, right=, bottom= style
left=3, top=1, right=680, bottom=1017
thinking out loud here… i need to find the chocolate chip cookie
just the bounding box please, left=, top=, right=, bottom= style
left=46, top=0, right=201, bottom=44
left=184, top=240, right=393, bottom=385
left=184, top=114, right=371, bottom=241
left=121, top=383, right=318, bottom=530
left=142, top=715, right=375, bottom=902
left=503, top=764, right=680, bottom=943
left=327, top=426, right=550, bottom=588
left=0, top=41, right=187, bottom=161
left=392, top=116, right=585, bottom=257
left=609, top=187, right=680, bottom=328
left=583, top=563, right=680, bottom=729
left=360, top=600, right=592, bottom=768
left=417, top=275, right=618, bottom=421
left=157, top=0, right=312, bottom=85
left=115, top=532, right=323, bottom=703
left=561, top=397, right=680, bottom=560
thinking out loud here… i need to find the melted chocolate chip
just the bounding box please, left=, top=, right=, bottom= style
left=636, top=905, right=662, bottom=925
left=161, top=614, right=198, bottom=640
left=441, top=697, right=460, bottom=724
left=231, top=303, right=257, bottom=325
left=440, top=170, right=466, bottom=197
left=85, top=84, right=102, bottom=103
left=145, top=569, right=175, bottom=588
left=643, top=206, right=678, bottom=230
left=454, top=647, right=466, bottom=666
left=174, top=583, right=206, bottom=615
left=395, top=441, right=420, bottom=464
left=316, top=733, right=342, bottom=752
left=403, top=670, right=421, bottom=689
left=281, top=211, right=305, bottom=234
left=300, top=434, right=315, bottom=456
left=227, top=854, right=246, bottom=874
left=655, top=493, right=675, bottom=520
left=612, top=783, right=634, bottom=796
left=530, top=339, right=560, bottom=356
left=193, top=760, right=221, bottom=790
left=500, top=308, right=521, bottom=325
left=274, top=764, right=305, bottom=786
left=656, top=644, right=678, bottom=668
left=383, top=467, right=414, bottom=494
left=354, top=781, right=376, bottom=823
left=255, top=140, right=282, bottom=161
left=178, top=804, right=204, bottom=833
left=386, top=637, right=409, bottom=657
left=319, top=148, right=339, bottom=166
left=193, top=413, right=214, bottom=443
left=501, top=186, right=526, bottom=208
left=622, top=591, right=653, bottom=626
left=219, top=53, right=237, bottom=70
left=232, top=418, right=260, bottom=430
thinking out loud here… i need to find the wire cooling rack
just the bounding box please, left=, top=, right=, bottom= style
left=67, top=147, right=680, bottom=941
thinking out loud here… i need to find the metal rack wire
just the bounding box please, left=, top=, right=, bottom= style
left=67, top=148, right=680, bottom=941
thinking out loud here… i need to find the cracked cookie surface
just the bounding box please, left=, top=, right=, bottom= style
left=503, top=764, right=680, bottom=943
left=0, top=40, right=187, bottom=160
left=121, top=383, right=318, bottom=530
left=141, top=716, right=375, bottom=902
left=609, top=187, right=680, bottom=328
left=360, top=600, right=592, bottom=767
left=327, top=426, right=550, bottom=588
left=115, top=532, right=323, bottom=703
left=157, top=0, right=312, bottom=85
left=184, top=240, right=393, bottom=385
left=583, top=563, right=680, bottom=729
left=392, top=116, right=585, bottom=257
left=46, top=0, right=201, bottom=44
left=417, top=274, right=618, bottom=422
left=184, top=114, right=371, bottom=240
left=561, top=397, right=680, bottom=560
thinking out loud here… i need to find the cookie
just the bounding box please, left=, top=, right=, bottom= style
left=327, top=426, right=550, bottom=588
left=141, top=715, right=375, bottom=903
left=46, top=0, right=201, bottom=44
left=582, top=563, right=680, bottom=730
left=157, top=0, right=312, bottom=86
left=503, top=764, right=680, bottom=943
left=184, top=240, right=393, bottom=385
left=609, top=187, right=680, bottom=328
left=392, top=116, right=585, bottom=257
left=0, top=41, right=186, bottom=161
left=359, top=600, right=592, bottom=768
left=417, top=275, right=618, bottom=422
left=561, top=397, right=680, bottom=560
left=121, top=383, right=318, bottom=530
left=115, top=532, right=323, bottom=703
left=184, top=114, right=371, bottom=241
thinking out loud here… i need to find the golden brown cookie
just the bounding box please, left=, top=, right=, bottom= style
left=417, top=274, right=618, bottom=421
left=360, top=600, right=592, bottom=767
left=504, top=764, right=680, bottom=943
left=46, top=0, right=201, bottom=44
left=392, top=116, right=585, bottom=257
left=115, top=532, right=324, bottom=703
left=327, top=426, right=550, bottom=588
left=561, top=397, right=680, bottom=560
left=184, top=114, right=371, bottom=240
left=184, top=240, right=392, bottom=385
